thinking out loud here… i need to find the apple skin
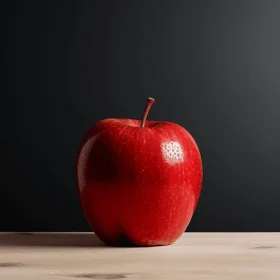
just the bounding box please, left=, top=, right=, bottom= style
left=76, top=118, right=203, bottom=246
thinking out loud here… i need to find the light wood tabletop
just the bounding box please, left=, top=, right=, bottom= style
left=0, top=232, right=279, bottom=280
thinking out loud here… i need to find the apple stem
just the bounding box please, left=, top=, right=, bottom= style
left=140, top=97, right=155, bottom=128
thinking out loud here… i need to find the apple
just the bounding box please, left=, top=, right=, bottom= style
left=76, top=97, right=203, bottom=246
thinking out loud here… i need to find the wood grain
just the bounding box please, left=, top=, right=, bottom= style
left=0, top=232, right=279, bottom=279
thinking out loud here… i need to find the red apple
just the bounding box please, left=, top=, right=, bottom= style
left=76, top=98, right=203, bottom=246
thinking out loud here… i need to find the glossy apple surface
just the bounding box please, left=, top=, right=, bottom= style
left=76, top=98, right=203, bottom=246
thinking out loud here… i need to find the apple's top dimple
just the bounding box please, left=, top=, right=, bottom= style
left=162, top=141, right=184, bottom=164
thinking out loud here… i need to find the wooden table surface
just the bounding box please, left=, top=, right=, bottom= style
left=0, top=232, right=279, bottom=280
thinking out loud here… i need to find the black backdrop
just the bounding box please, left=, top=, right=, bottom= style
left=4, top=0, right=280, bottom=231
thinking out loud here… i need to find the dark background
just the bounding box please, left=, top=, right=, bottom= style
left=4, top=0, right=280, bottom=232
